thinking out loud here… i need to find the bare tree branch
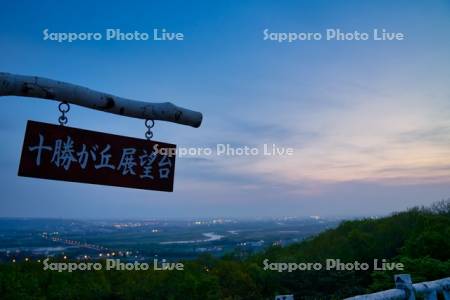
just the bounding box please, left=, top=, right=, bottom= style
left=0, top=72, right=203, bottom=128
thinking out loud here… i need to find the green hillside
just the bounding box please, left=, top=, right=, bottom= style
left=1, top=200, right=449, bottom=299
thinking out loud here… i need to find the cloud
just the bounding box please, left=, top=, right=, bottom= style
left=193, top=73, right=450, bottom=189
left=395, top=125, right=450, bottom=146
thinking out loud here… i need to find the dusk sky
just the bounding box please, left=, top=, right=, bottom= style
left=1, top=0, right=450, bottom=218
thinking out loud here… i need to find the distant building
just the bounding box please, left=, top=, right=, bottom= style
left=275, top=295, right=294, bottom=300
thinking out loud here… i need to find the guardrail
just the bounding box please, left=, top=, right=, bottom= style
left=345, top=274, right=450, bottom=300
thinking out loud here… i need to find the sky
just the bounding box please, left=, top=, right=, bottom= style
left=0, top=0, right=449, bottom=218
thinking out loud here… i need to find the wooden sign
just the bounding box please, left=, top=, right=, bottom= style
left=18, top=121, right=176, bottom=192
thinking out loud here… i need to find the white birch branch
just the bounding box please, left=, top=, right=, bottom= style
left=0, top=72, right=203, bottom=128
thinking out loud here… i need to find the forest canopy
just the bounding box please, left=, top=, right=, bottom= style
left=0, top=200, right=449, bottom=299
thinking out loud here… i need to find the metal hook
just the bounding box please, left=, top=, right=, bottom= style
left=145, top=119, right=154, bottom=140
left=58, top=101, right=70, bottom=126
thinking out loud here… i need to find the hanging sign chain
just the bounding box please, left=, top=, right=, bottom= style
left=145, top=119, right=155, bottom=140
left=58, top=101, right=70, bottom=126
